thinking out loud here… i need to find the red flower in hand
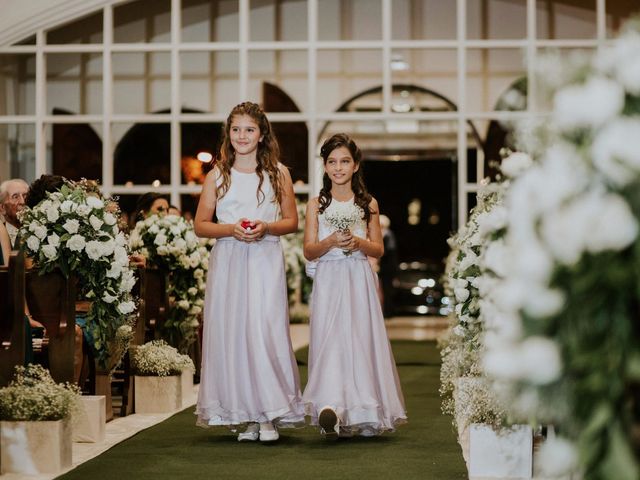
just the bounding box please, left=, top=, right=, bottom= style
left=241, top=220, right=254, bottom=230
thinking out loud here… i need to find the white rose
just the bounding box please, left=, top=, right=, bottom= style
left=194, top=269, right=204, bottom=279
left=75, top=204, right=92, bottom=217
left=536, top=437, right=578, bottom=478
left=33, top=225, right=47, bottom=240
left=60, top=200, right=76, bottom=213
left=154, top=233, right=167, bottom=246
left=189, top=306, right=202, bottom=315
left=85, top=240, right=104, bottom=260
left=115, top=232, right=127, bottom=247
left=157, top=246, right=169, bottom=256
left=63, top=219, right=80, bottom=234
left=585, top=193, right=638, bottom=253
left=66, top=234, right=86, bottom=252
left=173, top=238, right=187, bottom=252
left=592, top=118, right=640, bottom=187
left=188, top=287, right=198, bottom=296
left=553, top=76, right=624, bottom=130
left=522, top=286, right=565, bottom=319
left=46, top=207, right=60, bottom=223
left=26, top=236, right=40, bottom=252
left=483, top=345, right=525, bottom=381
left=148, top=224, right=159, bottom=234
left=104, top=212, right=117, bottom=226
left=178, top=300, right=190, bottom=310
left=501, top=152, right=532, bottom=178
left=107, top=263, right=123, bottom=279
left=89, top=215, right=104, bottom=231
left=103, top=292, right=118, bottom=304
left=519, top=336, right=562, bottom=384
left=114, top=246, right=129, bottom=266
left=119, top=270, right=136, bottom=293
left=86, top=196, right=104, bottom=209
left=42, top=244, right=58, bottom=260
left=47, top=233, right=60, bottom=247
left=189, top=252, right=201, bottom=268
left=117, top=301, right=136, bottom=315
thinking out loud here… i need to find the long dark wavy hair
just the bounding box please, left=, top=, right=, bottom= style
left=318, top=133, right=373, bottom=224
left=216, top=102, right=283, bottom=205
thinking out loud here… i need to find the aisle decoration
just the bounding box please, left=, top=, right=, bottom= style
left=20, top=180, right=136, bottom=372
left=482, top=24, right=640, bottom=479
left=129, top=214, right=210, bottom=351
left=0, top=365, right=80, bottom=474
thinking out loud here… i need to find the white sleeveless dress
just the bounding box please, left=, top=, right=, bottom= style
left=196, top=168, right=304, bottom=428
left=302, top=198, right=407, bottom=435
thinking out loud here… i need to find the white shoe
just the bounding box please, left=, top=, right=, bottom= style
left=318, top=406, right=339, bottom=439
left=237, top=423, right=259, bottom=442
left=259, top=423, right=279, bottom=442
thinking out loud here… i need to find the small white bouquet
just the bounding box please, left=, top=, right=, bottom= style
left=324, top=202, right=364, bottom=256
left=130, top=214, right=212, bottom=351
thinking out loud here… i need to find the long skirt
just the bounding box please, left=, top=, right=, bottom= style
left=302, top=255, right=407, bottom=436
left=196, top=236, right=304, bottom=429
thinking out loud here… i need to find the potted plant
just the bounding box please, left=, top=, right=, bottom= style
left=131, top=340, right=195, bottom=413
left=0, top=364, right=80, bottom=474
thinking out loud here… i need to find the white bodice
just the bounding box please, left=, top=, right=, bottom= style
left=317, top=197, right=367, bottom=260
left=215, top=168, right=280, bottom=224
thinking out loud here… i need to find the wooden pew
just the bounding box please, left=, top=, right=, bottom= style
left=25, top=269, right=76, bottom=385
left=0, top=251, right=26, bottom=387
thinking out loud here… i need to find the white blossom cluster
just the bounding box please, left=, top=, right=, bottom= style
left=322, top=201, right=365, bottom=233
left=20, top=183, right=137, bottom=371
left=130, top=214, right=210, bottom=349
left=131, top=340, right=195, bottom=377
left=477, top=26, right=640, bottom=478
left=0, top=364, right=81, bottom=421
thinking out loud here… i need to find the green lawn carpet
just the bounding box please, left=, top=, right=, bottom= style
left=59, top=341, right=466, bottom=480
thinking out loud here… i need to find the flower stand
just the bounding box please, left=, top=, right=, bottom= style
left=469, top=424, right=533, bottom=479
left=181, top=369, right=194, bottom=407
left=72, top=395, right=106, bottom=443
left=135, top=375, right=182, bottom=413
left=0, top=418, right=72, bottom=474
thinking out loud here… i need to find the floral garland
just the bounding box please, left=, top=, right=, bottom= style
left=129, top=214, right=210, bottom=351
left=440, top=177, right=509, bottom=431
left=20, top=181, right=137, bottom=372
left=482, top=24, right=640, bottom=479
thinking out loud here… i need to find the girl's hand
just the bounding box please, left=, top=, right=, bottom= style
left=336, top=230, right=353, bottom=251
left=233, top=218, right=253, bottom=242
left=245, top=220, right=268, bottom=242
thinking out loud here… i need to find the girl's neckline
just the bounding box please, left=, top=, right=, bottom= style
left=332, top=196, right=354, bottom=203
left=232, top=166, right=256, bottom=174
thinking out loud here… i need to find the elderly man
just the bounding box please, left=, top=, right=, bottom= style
left=0, top=178, right=29, bottom=249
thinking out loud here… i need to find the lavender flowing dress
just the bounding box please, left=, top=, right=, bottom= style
left=302, top=198, right=407, bottom=435
left=196, top=168, right=304, bottom=428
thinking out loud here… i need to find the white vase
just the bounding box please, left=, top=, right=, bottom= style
left=469, top=423, right=533, bottom=479
left=72, top=395, right=106, bottom=443
left=0, top=418, right=72, bottom=474
left=180, top=369, right=194, bottom=407
left=134, top=375, right=182, bottom=413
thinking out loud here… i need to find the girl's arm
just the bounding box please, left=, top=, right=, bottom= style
left=346, top=197, right=384, bottom=259
left=249, top=164, right=298, bottom=239
left=303, top=198, right=340, bottom=261
left=0, top=222, right=10, bottom=266
left=194, top=169, right=246, bottom=240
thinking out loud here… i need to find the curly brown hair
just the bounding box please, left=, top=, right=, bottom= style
left=318, top=133, right=373, bottom=223
left=215, top=102, right=283, bottom=205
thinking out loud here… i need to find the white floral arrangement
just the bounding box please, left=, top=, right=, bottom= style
left=20, top=181, right=137, bottom=372
left=129, top=213, right=211, bottom=351
left=440, top=178, right=509, bottom=432
left=0, top=364, right=81, bottom=421
left=131, top=340, right=195, bottom=377
left=481, top=23, right=640, bottom=479
left=322, top=201, right=364, bottom=256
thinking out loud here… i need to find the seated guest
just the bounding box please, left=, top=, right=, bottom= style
left=130, top=192, right=169, bottom=229
left=0, top=178, right=29, bottom=249
left=0, top=221, right=9, bottom=267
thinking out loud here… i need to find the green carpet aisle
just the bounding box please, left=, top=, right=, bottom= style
left=59, top=341, right=466, bottom=480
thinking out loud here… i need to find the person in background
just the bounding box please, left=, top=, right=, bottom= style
left=130, top=192, right=169, bottom=229
left=0, top=178, right=29, bottom=249
left=379, top=214, right=398, bottom=318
